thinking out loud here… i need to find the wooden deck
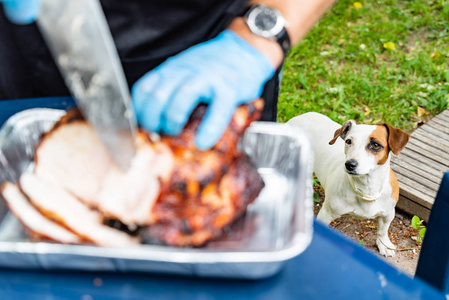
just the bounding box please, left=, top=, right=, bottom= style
left=391, top=109, right=449, bottom=221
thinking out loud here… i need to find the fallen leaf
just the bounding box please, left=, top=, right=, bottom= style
left=383, top=42, right=396, bottom=50
left=417, top=107, right=426, bottom=117
left=430, top=52, right=441, bottom=60
left=417, top=107, right=430, bottom=117
left=353, top=2, right=363, bottom=9
left=364, top=107, right=371, bottom=116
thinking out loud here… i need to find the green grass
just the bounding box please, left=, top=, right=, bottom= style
left=278, top=0, right=449, bottom=131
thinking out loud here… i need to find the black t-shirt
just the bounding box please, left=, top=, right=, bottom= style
left=0, top=0, right=246, bottom=99
left=102, top=0, right=247, bottom=86
left=0, top=0, right=279, bottom=121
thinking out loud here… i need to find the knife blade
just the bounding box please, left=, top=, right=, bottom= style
left=37, top=0, right=137, bottom=170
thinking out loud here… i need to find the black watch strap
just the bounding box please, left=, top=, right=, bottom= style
left=275, top=27, right=291, bottom=57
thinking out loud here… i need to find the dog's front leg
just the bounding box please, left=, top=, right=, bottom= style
left=316, top=201, right=339, bottom=225
left=376, top=209, right=397, bottom=257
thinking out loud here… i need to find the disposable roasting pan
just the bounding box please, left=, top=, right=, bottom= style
left=0, top=108, right=313, bottom=279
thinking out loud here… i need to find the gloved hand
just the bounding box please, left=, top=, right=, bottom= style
left=2, top=0, right=40, bottom=24
left=132, top=29, right=275, bottom=150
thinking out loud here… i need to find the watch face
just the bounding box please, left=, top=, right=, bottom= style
left=254, top=9, right=277, bottom=31
left=246, top=5, right=285, bottom=39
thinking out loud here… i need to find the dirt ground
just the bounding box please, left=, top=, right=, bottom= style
left=313, top=187, right=422, bottom=277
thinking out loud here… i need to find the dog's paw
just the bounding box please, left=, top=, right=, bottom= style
left=376, top=238, right=396, bottom=257
left=379, top=246, right=396, bottom=257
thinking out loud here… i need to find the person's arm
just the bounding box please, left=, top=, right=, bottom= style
left=134, top=0, right=338, bottom=150
left=3, top=0, right=338, bottom=150
left=229, top=0, right=337, bottom=67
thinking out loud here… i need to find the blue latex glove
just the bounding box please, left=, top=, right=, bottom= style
left=2, top=0, right=40, bottom=24
left=132, top=29, right=275, bottom=150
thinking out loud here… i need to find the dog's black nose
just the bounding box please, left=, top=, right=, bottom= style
left=345, top=159, right=358, bottom=172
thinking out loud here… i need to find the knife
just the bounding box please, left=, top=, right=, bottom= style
left=37, top=0, right=137, bottom=170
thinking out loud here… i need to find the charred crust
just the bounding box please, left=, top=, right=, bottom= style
left=247, top=102, right=257, bottom=116
left=103, top=219, right=140, bottom=236
left=251, top=98, right=264, bottom=116
left=180, top=218, right=193, bottom=234
left=220, top=165, right=229, bottom=175
left=172, top=181, right=188, bottom=196
left=188, top=104, right=207, bottom=127
left=52, top=108, right=85, bottom=130
left=198, top=174, right=215, bottom=190
left=146, top=152, right=264, bottom=247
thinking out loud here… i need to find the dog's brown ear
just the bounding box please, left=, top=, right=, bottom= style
left=329, top=120, right=353, bottom=145
left=383, top=124, right=410, bottom=155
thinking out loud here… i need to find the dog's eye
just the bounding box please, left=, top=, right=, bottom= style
left=369, top=142, right=381, bottom=150
left=345, top=139, right=352, bottom=145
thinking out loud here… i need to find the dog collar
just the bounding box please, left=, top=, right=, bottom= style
left=348, top=176, right=381, bottom=201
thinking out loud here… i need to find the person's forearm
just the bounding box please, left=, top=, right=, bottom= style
left=228, top=0, right=337, bottom=68
left=252, top=0, right=337, bottom=45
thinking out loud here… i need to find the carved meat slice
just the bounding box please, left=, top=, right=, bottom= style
left=34, top=117, right=112, bottom=206
left=20, top=173, right=139, bottom=247
left=95, top=136, right=174, bottom=225
left=1, top=182, right=81, bottom=244
left=34, top=111, right=174, bottom=225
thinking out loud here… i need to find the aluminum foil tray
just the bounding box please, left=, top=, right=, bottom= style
left=0, top=108, right=313, bottom=279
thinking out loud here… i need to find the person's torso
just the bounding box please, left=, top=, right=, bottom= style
left=0, top=0, right=246, bottom=100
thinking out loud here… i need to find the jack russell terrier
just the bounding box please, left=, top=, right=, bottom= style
left=287, top=112, right=410, bottom=257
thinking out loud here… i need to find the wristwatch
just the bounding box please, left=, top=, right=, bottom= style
left=243, top=5, right=291, bottom=57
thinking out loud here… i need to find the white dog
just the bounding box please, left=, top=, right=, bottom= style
left=287, top=112, right=410, bottom=257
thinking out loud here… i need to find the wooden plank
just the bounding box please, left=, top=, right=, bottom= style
left=397, top=147, right=449, bottom=173
left=427, top=112, right=449, bottom=126
left=394, top=172, right=436, bottom=206
left=394, top=171, right=436, bottom=205
left=390, top=108, right=449, bottom=219
left=427, top=110, right=449, bottom=123
left=434, top=108, right=449, bottom=120
left=417, top=124, right=449, bottom=145
left=408, top=136, right=449, bottom=158
left=394, top=167, right=441, bottom=197
left=400, top=186, right=435, bottom=207
left=394, top=159, right=442, bottom=188
left=413, top=131, right=449, bottom=154
left=391, top=154, right=444, bottom=185
left=438, top=108, right=449, bottom=120
left=428, top=117, right=449, bottom=132
left=393, top=150, right=447, bottom=178
left=405, top=144, right=449, bottom=169
left=396, top=195, right=430, bottom=221
left=406, top=140, right=449, bottom=167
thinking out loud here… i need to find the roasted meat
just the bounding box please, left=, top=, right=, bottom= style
left=1, top=100, right=265, bottom=247
left=33, top=111, right=174, bottom=225
left=20, top=173, right=139, bottom=247
left=1, top=182, right=81, bottom=244
left=146, top=153, right=265, bottom=247
left=146, top=101, right=265, bottom=246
